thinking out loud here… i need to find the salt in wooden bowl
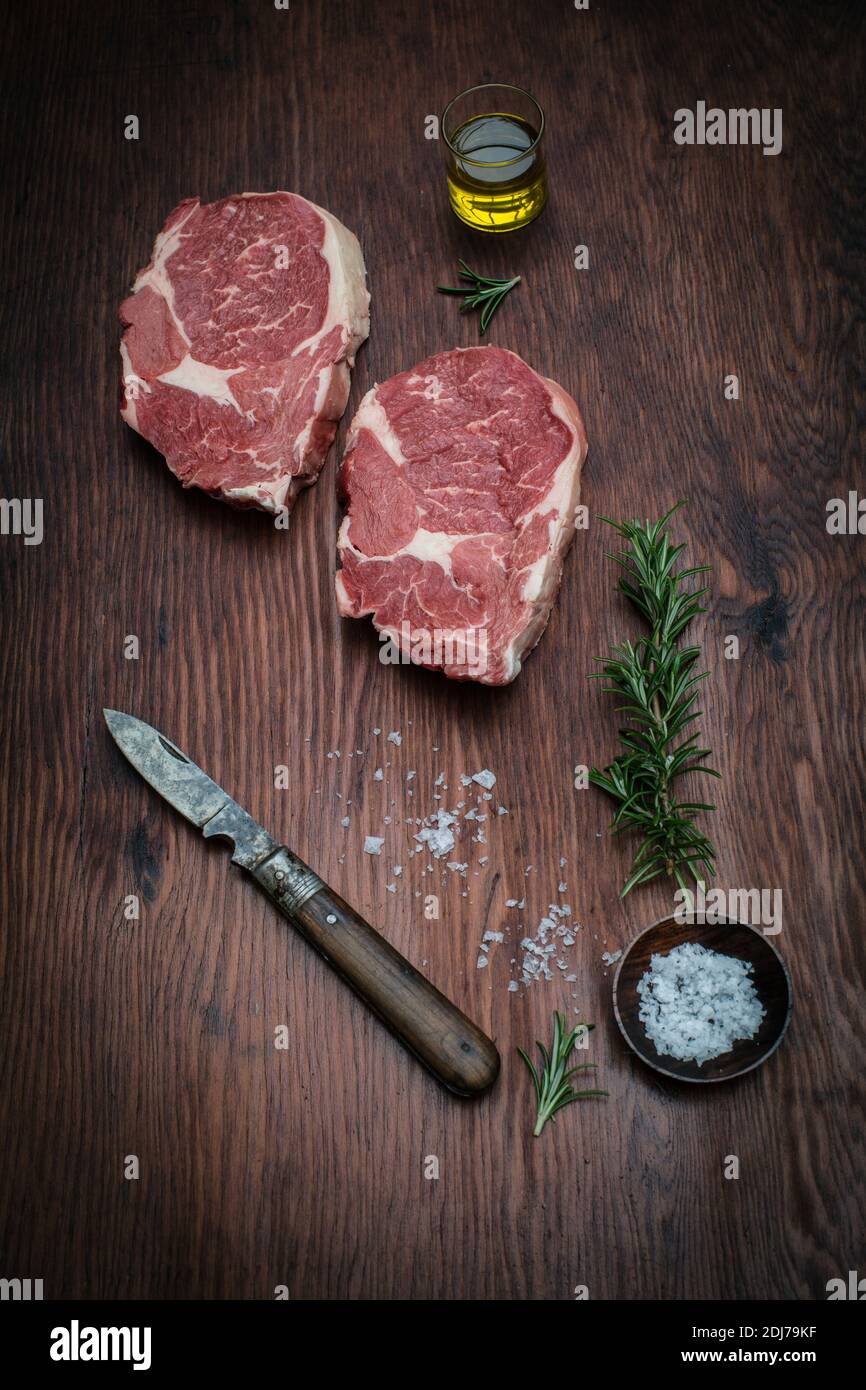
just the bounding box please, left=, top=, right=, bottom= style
left=612, top=915, right=793, bottom=1082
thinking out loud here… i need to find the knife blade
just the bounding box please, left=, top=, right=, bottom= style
left=104, top=710, right=500, bottom=1097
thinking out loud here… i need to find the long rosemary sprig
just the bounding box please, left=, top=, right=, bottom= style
left=518, top=1013, right=607, bottom=1138
left=437, top=259, right=521, bottom=334
left=589, top=502, right=720, bottom=897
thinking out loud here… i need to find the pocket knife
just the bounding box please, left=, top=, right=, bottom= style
left=104, top=710, right=500, bottom=1096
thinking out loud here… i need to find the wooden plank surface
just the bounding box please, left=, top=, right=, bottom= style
left=1, top=0, right=864, bottom=1300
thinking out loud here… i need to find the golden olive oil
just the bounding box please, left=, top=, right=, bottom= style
left=446, top=112, right=547, bottom=233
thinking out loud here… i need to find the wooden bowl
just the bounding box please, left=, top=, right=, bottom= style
left=612, top=916, right=792, bottom=1082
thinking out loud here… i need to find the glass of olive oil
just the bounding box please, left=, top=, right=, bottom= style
left=442, top=83, right=547, bottom=233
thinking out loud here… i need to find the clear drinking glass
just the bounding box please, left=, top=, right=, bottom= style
left=442, top=83, right=547, bottom=233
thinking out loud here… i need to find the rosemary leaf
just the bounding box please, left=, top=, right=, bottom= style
left=518, top=1012, right=607, bottom=1138
left=589, top=502, right=719, bottom=897
left=437, top=261, right=521, bottom=335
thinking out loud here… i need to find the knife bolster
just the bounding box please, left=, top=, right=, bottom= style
left=252, top=846, right=324, bottom=916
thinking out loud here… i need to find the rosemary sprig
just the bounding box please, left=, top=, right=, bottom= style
left=437, top=259, right=521, bottom=334
left=518, top=1012, right=607, bottom=1138
left=589, top=502, right=720, bottom=898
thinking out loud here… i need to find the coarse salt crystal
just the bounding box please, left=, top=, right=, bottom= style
left=472, top=769, right=496, bottom=790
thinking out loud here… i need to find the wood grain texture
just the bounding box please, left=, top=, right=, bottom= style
left=1, top=0, right=864, bottom=1300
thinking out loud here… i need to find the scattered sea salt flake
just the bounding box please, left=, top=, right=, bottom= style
left=363, top=836, right=385, bottom=855
left=340, top=816, right=350, bottom=828
left=472, top=769, right=496, bottom=789
left=373, top=768, right=384, bottom=781
left=387, top=731, right=401, bottom=746
left=476, top=955, right=488, bottom=969
left=414, top=810, right=457, bottom=858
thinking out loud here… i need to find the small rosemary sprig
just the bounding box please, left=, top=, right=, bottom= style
left=437, top=259, right=521, bottom=334
left=589, top=502, right=720, bottom=898
left=518, top=1012, right=607, bottom=1138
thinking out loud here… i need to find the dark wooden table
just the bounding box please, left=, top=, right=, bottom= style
left=2, top=0, right=863, bottom=1301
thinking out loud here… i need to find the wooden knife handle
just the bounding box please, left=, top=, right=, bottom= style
left=250, top=846, right=500, bottom=1097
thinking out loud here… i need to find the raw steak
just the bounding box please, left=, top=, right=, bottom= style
left=119, top=192, right=369, bottom=512
left=335, top=346, right=587, bottom=684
